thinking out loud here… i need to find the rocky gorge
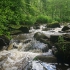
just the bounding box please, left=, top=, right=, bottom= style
left=0, top=23, right=70, bottom=70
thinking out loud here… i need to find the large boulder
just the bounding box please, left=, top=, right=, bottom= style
left=62, top=26, right=70, bottom=31
left=34, top=32, right=52, bottom=49
left=39, top=39, right=52, bottom=49
left=34, top=55, right=57, bottom=63
left=19, top=26, right=29, bottom=33
left=34, top=32, right=49, bottom=41
left=0, top=35, right=10, bottom=50
left=47, top=23, right=60, bottom=28
left=50, top=35, right=59, bottom=43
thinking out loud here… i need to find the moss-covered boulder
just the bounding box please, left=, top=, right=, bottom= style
left=34, top=55, right=57, bottom=63
left=55, top=42, right=70, bottom=65
left=47, top=23, right=60, bottom=28
left=34, top=32, right=49, bottom=41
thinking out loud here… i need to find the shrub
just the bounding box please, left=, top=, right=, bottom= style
left=62, top=16, right=70, bottom=22
left=35, top=15, right=52, bottom=24
left=23, top=15, right=36, bottom=25
left=54, top=17, right=61, bottom=22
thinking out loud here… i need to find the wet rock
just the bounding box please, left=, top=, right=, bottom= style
left=0, top=53, right=10, bottom=63
left=33, top=25, right=40, bottom=29
left=8, top=42, right=23, bottom=50
left=58, top=31, right=64, bottom=33
left=30, top=40, right=49, bottom=52
left=0, top=35, right=10, bottom=50
left=62, top=26, right=70, bottom=31
left=34, top=32, right=49, bottom=41
left=42, top=27, right=48, bottom=31
left=19, top=26, right=29, bottom=33
left=39, top=39, right=52, bottom=49
left=65, top=29, right=70, bottom=32
left=12, top=34, right=30, bottom=41
left=42, top=45, right=49, bottom=52
left=55, top=52, right=64, bottom=65
left=52, top=46, right=57, bottom=55
left=47, top=23, right=60, bottom=28
left=63, top=34, right=70, bottom=41
left=33, top=23, right=40, bottom=29
left=34, top=55, right=57, bottom=63
left=50, top=35, right=59, bottom=43
left=23, top=39, right=31, bottom=43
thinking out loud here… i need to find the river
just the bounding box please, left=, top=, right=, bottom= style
left=0, top=24, right=70, bottom=70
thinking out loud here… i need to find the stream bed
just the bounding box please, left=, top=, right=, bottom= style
left=0, top=24, right=70, bottom=70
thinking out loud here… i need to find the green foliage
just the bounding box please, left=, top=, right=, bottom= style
left=62, top=16, right=70, bottom=22
left=0, top=0, right=70, bottom=38
left=36, top=15, right=52, bottom=24
left=54, top=17, right=61, bottom=22
left=55, top=36, right=70, bottom=64
left=0, top=0, right=24, bottom=37
left=23, top=15, right=36, bottom=25
left=57, top=36, right=70, bottom=53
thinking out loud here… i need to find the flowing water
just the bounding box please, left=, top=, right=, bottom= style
left=0, top=24, right=70, bottom=70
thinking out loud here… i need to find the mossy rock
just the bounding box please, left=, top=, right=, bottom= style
left=34, top=32, right=49, bottom=41
left=34, top=55, right=57, bottom=63
left=55, top=42, right=70, bottom=65
left=47, top=23, right=60, bottom=28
